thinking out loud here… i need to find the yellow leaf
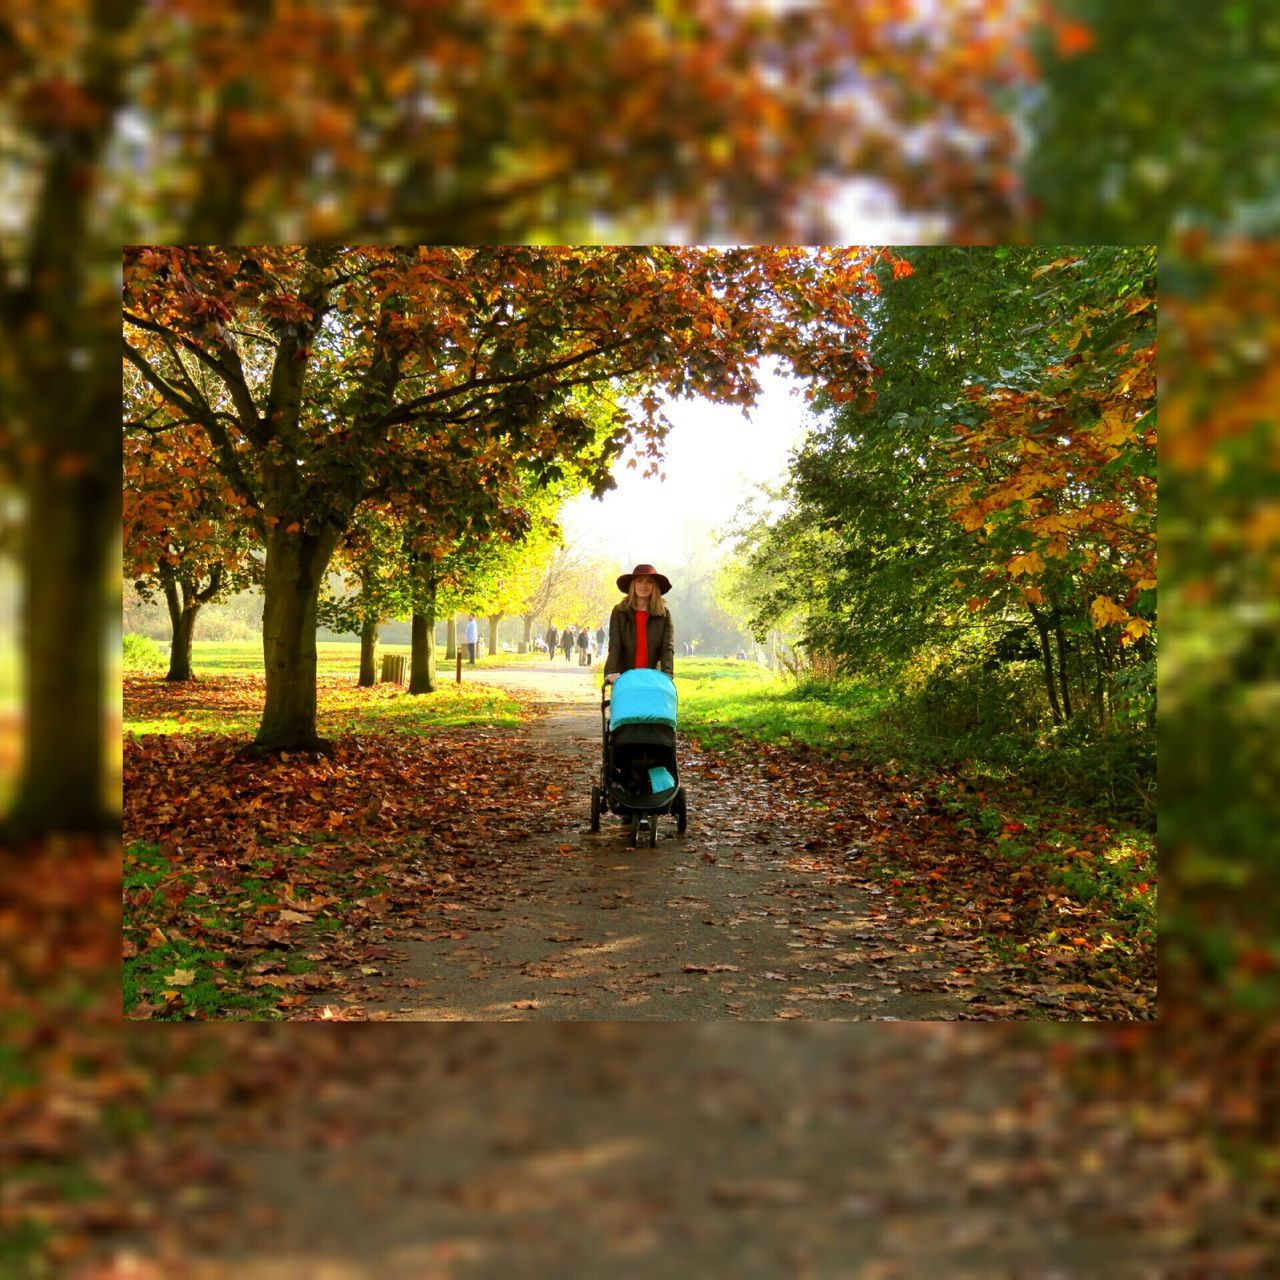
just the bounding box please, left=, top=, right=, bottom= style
left=1090, top=595, right=1128, bottom=629
left=1022, top=585, right=1045, bottom=605
left=165, top=968, right=196, bottom=986
left=1094, top=408, right=1134, bottom=447
left=1007, top=551, right=1045, bottom=578
left=1121, top=618, right=1151, bottom=647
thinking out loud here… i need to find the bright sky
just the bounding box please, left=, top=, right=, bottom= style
left=559, top=360, right=815, bottom=572
left=562, top=181, right=940, bottom=575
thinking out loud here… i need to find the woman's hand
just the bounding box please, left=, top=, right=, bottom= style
left=605, top=672, right=619, bottom=684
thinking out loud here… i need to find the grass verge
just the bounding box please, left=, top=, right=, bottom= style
left=124, top=641, right=524, bottom=737
left=675, top=657, right=1156, bottom=949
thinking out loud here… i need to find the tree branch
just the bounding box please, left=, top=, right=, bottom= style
left=123, top=310, right=266, bottom=443
left=123, top=342, right=207, bottom=424
left=373, top=339, right=636, bottom=430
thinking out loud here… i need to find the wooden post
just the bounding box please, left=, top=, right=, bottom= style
left=380, top=653, right=407, bottom=683
left=456, top=647, right=462, bottom=684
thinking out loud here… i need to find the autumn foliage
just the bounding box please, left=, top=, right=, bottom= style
left=939, top=251, right=1157, bottom=727
left=122, top=245, right=899, bottom=749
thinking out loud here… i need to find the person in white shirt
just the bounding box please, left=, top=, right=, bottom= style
left=464, top=613, right=479, bottom=664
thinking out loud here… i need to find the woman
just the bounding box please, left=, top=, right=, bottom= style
left=603, top=564, right=675, bottom=683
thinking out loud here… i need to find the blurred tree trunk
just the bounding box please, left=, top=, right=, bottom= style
left=0, top=3, right=140, bottom=835
left=8, top=454, right=116, bottom=835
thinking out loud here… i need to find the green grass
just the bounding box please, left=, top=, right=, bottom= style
left=674, top=657, right=1155, bottom=938
left=123, top=841, right=331, bottom=1020
left=124, top=641, right=525, bottom=736
left=675, top=657, right=891, bottom=754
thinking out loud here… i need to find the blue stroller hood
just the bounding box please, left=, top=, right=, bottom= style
left=610, top=668, right=677, bottom=729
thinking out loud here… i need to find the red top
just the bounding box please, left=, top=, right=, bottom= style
left=634, top=609, right=649, bottom=668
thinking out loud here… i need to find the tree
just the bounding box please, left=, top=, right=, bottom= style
left=317, top=504, right=415, bottom=687
left=938, top=249, right=1157, bottom=722
left=726, top=245, right=1156, bottom=730
left=1, top=2, right=1054, bottom=831
left=464, top=389, right=620, bottom=652
left=1025, top=0, right=1280, bottom=242
left=123, top=245, right=897, bottom=751
left=515, top=546, right=582, bottom=651
left=123, top=397, right=262, bottom=680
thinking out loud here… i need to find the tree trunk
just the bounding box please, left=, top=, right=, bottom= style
left=488, top=614, right=501, bottom=657
left=520, top=614, right=533, bottom=653
left=1052, top=611, right=1073, bottom=720
left=251, top=527, right=339, bottom=753
left=445, top=615, right=456, bottom=661
left=6, top=457, right=118, bottom=836
left=1089, top=629, right=1110, bottom=728
left=358, top=617, right=378, bottom=688
left=408, top=573, right=438, bottom=694
left=3, top=69, right=134, bottom=835
left=166, top=602, right=201, bottom=682
left=1029, top=607, right=1064, bottom=725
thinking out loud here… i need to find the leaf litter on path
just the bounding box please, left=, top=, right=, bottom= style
left=124, top=672, right=1153, bottom=1021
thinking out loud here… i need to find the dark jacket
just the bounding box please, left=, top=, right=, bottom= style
left=604, top=604, right=674, bottom=677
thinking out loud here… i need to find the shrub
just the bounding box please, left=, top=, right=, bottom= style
left=123, top=633, right=166, bottom=671
left=913, top=657, right=1050, bottom=739
left=780, top=644, right=841, bottom=683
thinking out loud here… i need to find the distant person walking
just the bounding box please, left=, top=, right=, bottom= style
left=603, top=564, right=675, bottom=684
left=576, top=624, right=591, bottom=666
left=464, top=613, right=479, bottom=664
left=560, top=625, right=575, bottom=662
left=545, top=622, right=559, bottom=657
left=595, top=623, right=606, bottom=654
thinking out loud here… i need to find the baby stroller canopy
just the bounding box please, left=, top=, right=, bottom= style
left=609, top=668, right=677, bottom=729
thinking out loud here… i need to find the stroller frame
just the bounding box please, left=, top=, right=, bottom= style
left=590, top=677, right=688, bottom=847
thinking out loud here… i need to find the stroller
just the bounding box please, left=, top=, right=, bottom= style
left=591, top=668, right=688, bottom=847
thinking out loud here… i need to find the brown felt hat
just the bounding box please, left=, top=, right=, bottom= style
left=616, top=563, right=672, bottom=595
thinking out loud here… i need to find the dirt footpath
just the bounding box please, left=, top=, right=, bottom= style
left=96, top=1025, right=1194, bottom=1279
left=360, top=661, right=1011, bottom=1021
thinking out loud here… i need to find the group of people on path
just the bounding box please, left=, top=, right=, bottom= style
left=543, top=620, right=606, bottom=666
left=542, top=564, right=676, bottom=680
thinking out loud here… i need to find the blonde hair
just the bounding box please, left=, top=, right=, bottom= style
left=621, top=578, right=667, bottom=617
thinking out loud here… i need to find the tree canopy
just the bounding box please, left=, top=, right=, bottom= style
left=727, top=245, right=1156, bottom=729
left=122, top=244, right=900, bottom=749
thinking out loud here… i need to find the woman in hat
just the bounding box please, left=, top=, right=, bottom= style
left=603, top=564, right=675, bottom=684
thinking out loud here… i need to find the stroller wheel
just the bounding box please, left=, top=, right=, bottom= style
left=675, top=789, right=688, bottom=835
left=648, top=816, right=658, bottom=848
left=629, top=813, right=640, bottom=848
left=590, top=786, right=601, bottom=832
